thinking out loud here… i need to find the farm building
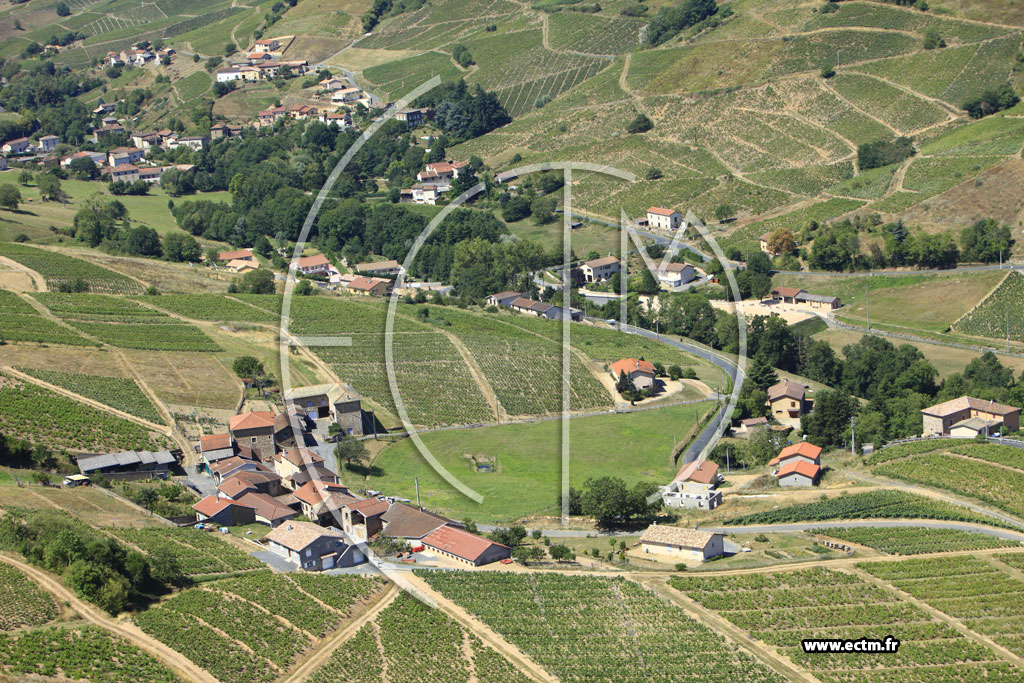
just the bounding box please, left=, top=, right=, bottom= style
left=766, top=380, right=810, bottom=426
left=420, top=525, right=511, bottom=567
left=380, top=502, right=452, bottom=542
left=768, top=442, right=822, bottom=470
left=735, top=416, right=768, bottom=437
left=776, top=459, right=821, bottom=487
left=77, top=450, right=176, bottom=476
left=610, top=358, right=656, bottom=391
left=283, top=383, right=363, bottom=434
left=265, top=521, right=364, bottom=571
left=646, top=207, right=682, bottom=231
left=486, top=291, right=521, bottom=307
left=354, top=259, right=401, bottom=276
left=342, top=497, right=390, bottom=542
left=638, top=525, right=724, bottom=562
left=921, top=396, right=1020, bottom=437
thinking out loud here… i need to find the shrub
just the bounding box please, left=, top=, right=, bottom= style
left=626, top=114, right=653, bottom=134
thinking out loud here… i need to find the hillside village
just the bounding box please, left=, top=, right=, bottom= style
left=3, top=0, right=1024, bottom=679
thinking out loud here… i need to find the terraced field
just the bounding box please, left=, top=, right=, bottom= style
left=16, top=367, right=163, bottom=423
left=0, top=244, right=142, bottom=295
left=955, top=272, right=1024, bottom=342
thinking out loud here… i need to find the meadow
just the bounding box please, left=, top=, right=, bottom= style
left=369, top=400, right=714, bottom=523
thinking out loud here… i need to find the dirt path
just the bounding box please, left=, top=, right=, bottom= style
left=15, top=292, right=100, bottom=344
left=2, top=365, right=172, bottom=436
left=0, top=254, right=46, bottom=291
left=442, top=329, right=506, bottom=422
left=402, top=573, right=556, bottom=683
left=0, top=553, right=217, bottom=683
left=847, top=565, right=1024, bottom=668
left=281, top=583, right=400, bottom=682
left=640, top=577, right=819, bottom=683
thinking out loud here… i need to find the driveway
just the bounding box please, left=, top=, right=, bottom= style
left=252, top=550, right=297, bottom=573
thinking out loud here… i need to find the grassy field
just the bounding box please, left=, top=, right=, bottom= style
left=773, top=269, right=1006, bottom=333
left=367, top=400, right=714, bottom=523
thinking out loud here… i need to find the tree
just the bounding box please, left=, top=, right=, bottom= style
left=549, top=544, right=576, bottom=562
left=238, top=268, right=275, bottom=294
left=232, top=356, right=263, bottom=378
left=644, top=166, right=663, bottom=180
left=820, top=63, right=836, bottom=79
left=125, top=226, right=162, bottom=257
left=502, top=196, right=531, bottom=222
left=334, top=436, right=369, bottom=472
left=747, top=353, right=779, bottom=391
left=489, top=525, right=527, bottom=547
left=36, top=173, right=64, bottom=202
left=451, top=44, right=474, bottom=68
left=530, top=196, right=556, bottom=225
left=0, top=184, right=21, bottom=210
left=964, top=351, right=1014, bottom=389
left=638, top=268, right=659, bottom=295
left=295, top=279, right=315, bottom=296
left=18, top=170, right=33, bottom=186
left=68, top=156, right=98, bottom=180
left=579, top=476, right=635, bottom=527
left=224, top=43, right=237, bottom=56
left=960, top=218, right=1013, bottom=263
left=135, top=488, right=158, bottom=511
left=615, top=370, right=637, bottom=399
left=56, top=1, right=71, bottom=16
left=512, top=546, right=545, bottom=564
left=923, top=27, right=945, bottom=49
left=767, top=228, right=797, bottom=255
left=801, top=389, right=858, bottom=448
left=626, top=113, right=653, bottom=134
left=162, top=232, right=201, bottom=262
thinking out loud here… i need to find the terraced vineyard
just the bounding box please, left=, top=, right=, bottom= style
left=135, top=572, right=386, bottom=683
left=671, top=567, right=1020, bottom=681
left=104, top=527, right=263, bottom=575
left=862, top=555, right=1024, bottom=657
left=34, top=293, right=222, bottom=352
left=719, top=490, right=1007, bottom=527
left=0, top=563, right=58, bottom=630
left=812, top=526, right=1019, bottom=555
left=0, top=290, right=91, bottom=347
left=954, top=272, right=1024, bottom=342
left=546, top=13, right=646, bottom=55
left=17, top=368, right=162, bottom=423
left=421, top=572, right=786, bottom=682
left=137, top=294, right=281, bottom=323
left=0, top=243, right=142, bottom=294
left=0, top=626, right=178, bottom=682
left=310, top=592, right=532, bottom=683
left=0, top=371, right=166, bottom=453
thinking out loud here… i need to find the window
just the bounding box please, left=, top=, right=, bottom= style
left=251, top=436, right=257, bottom=444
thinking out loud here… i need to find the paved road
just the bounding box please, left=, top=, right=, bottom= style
left=616, top=322, right=740, bottom=465
left=700, top=520, right=1024, bottom=543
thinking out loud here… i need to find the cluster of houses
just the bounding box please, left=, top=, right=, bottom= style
left=188, top=382, right=511, bottom=570
left=485, top=291, right=582, bottom=321
left=215, top=37, right=310, bottom=84
left=400, top=159, right=467, bottom=205
left=768, top=442, right=823, bottom=487
left=104, top=46, right=175, bottom=68
left=255, top=105, right=353, bottom=130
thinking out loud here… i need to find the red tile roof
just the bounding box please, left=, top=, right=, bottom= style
left=610, top=358, right=656, bottom=378
left=769, top=442, right=822, bottom=466
left=296, top=254, right=331, bottom=268
left=421, top=525, right=508, bottom=563
left=236, top=492, right=295, bottom=523
left=293, top=480, right=348, bottom=506
left=277, top=447, right=325, bottom=468
left=647, top=207, right=678, bottom=216
left=217, top=477, right=258, bottom=498
left=345, top=497, right=390, bottom=517
left=673, top=459, right=719, bottom=485
left=772, top=287, right=804, bottom=299
left=217, top=248, right=253, bottom=261
left=193, top=495, right=250, bottom=517
left=200, top=433, right=232, bottom=452
left=767, top=380, right=806, bottom=402
left=229, top=411, right=275, bottom=431
left=776, top=460, right=820, bottom=480
left=923, top=396, right=1021, bottom=418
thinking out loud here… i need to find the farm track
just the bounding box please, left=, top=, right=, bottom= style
left=0, top=553, right=217, bottom=683
left=402, top=573, right=557, bottom=682
left=0, top=255, right=46, bottom=291
left=639, top=577, right=819, bottom=683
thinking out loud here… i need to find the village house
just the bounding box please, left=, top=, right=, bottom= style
left=658, top=262, right=696, bottom=288
left=321, top=77, right=349, bottom=91
left=395, top=108, right=429, bottom=126
left=486, top=291, right=522, bottom=307
left=235, top=490, right=298, bottom=526
left=408, top=182, right=446, bottom=204
left=419, top=160, right=467, bottom=181
left=218, top=469, right=284, bottom=499
left=287, top=464, right=341, bottom=490
left=420, top=525, right=512, bottom=567
left=273, top=447, right=325, bottom=480
left=610, top=358, right=657, bottom=392
left=766, top=380, right=810, bottom=426
left=581, top=256, right=620, bottom=283
left=228, top=411, right=277, bottom=459
left=346, top=276, right=393, bottom=296
left=264, top=521, right=365, bottom=571
left=104, top=165, right=140, bottom=183
left=193, top=496, right=256, bottom=526
left=76, top=450, right=176, bottom=477
left=93, top=123, right=126, bottom=142
left=638, top=525, right=724, bottom=562
left=342, top=497, right=390, bottom=542
left=252, top=38, right=281, bottom=53
left=760, top=232, right=775, bottom=255
left=61, top=150, right=106, bottom=168
left=355, top=259, right=401, bottom=276
left=320, top=112, right=353, bottom=128
left=777, top=459, right=821, bottom=487
left=293, top=481, right=355, bottom=525
left=37, top=135, right=59, bottom=153
left=646, top=207, right=682, bottom=231
left=258, top=106, right=289, bottom=127
left=216, top=67, right=245, bottom=82
left=331, top=87, right=365, bottom=104
left=2, top=137, right=30, bottom=155
left=131, top=131, right=162, bottom=149
left=217, top=248, right=255, bottom=263
left=283, top=383, right=363, bottom=435
left=660, top=459, right=722, bottom=510
left=168, top=135, right=208, bottom=152
left=295, top=253, right=333, bottom=276
left=208, top=455, right=265, bottom=483
left=226, top=258, right=258, bottom=273
left=197, top=433, right=235, bottom=472
left=93, top=102, right=117, bottom=116
left=108, top=147, right=145, bottom=167
left=506, top=296, right=581, bottom=321
left=769, top=441, right=822, bottom=470
left=921, top=396, right=1020, bottom=437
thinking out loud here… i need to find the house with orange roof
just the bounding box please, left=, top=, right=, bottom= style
left=292, top=480, right=353, bottom=524
left=776, top=459, right=820, bottom=487
left=345, top=276, right=392, bottom=296
left=193, top=495, right=256, bottom=526
left=661, top=459, right=722, bottom=509
left=272, top=447, right=324, bottom=479
left=342, top=497, right=390, bottom=542
left=216, top=247, right=254, bottom=263
left=228, top=411, right=276, bottom=458
left=610, top=358, right=657, bottom=392
left=768, top=441, right=822, bottom=470
left=294, top=253, right=333, bottom=276
left=646, top=207, right=681, bottom=231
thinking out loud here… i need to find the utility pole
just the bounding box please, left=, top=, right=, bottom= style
left=865, top=282, right=870, bottom=332
left=414, top=477, right=420, bottom=509
left=1007, top=302, right=1011, bottom=353
left=726, top=447, right=730, bottom=473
